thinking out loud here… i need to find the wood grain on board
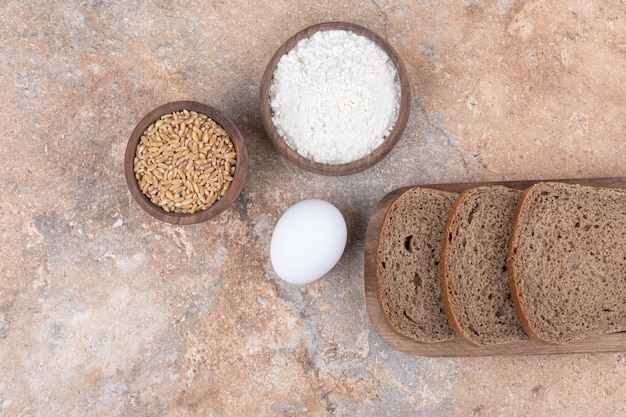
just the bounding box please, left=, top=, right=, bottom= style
left=364, top=178, right=626, bottom=357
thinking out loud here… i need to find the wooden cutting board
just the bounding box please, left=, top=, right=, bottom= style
left=364, top=177, right=626, bottom=357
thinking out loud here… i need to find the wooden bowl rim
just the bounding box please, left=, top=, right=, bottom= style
left=124, top=101, right=248, bottom=225
left=259, top=21, right=411, bottom=176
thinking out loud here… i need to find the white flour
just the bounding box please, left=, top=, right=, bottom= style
left=269, top=29, right=401, bottom=165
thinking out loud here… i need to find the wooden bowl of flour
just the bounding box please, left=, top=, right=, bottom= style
left=260, top=22, right=411, bottom=176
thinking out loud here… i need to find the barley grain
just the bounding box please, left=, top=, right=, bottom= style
left=133, top=109, right=237, bottom=214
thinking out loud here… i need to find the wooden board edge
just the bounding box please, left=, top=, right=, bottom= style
left=364, top=177, right=626, bottom=357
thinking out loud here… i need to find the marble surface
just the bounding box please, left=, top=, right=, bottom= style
left=1, top=1, right=625, bottom=416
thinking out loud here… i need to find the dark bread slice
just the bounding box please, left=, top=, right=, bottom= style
left=376, top=187, right=458, bottom=343
left=508, top=182, right=626, bottom=344
left=440, top=186, right=528, bottom=345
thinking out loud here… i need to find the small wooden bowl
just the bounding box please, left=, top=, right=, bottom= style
left=124, top=101, right=248, bottom=225
left=260, top=22, right=411, bottom=176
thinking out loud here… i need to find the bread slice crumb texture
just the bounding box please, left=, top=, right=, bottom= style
left=440, top=186, right=528, bottom=346
left=508, top=182, right=626, bottom=344
left=376, top=187, right=457, bottom=343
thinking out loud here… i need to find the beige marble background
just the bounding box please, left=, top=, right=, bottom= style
left=1, top=0, right=625, bottom=416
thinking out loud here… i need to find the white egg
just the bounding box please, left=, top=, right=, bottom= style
left=270, top=199, right=347, bottom=285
